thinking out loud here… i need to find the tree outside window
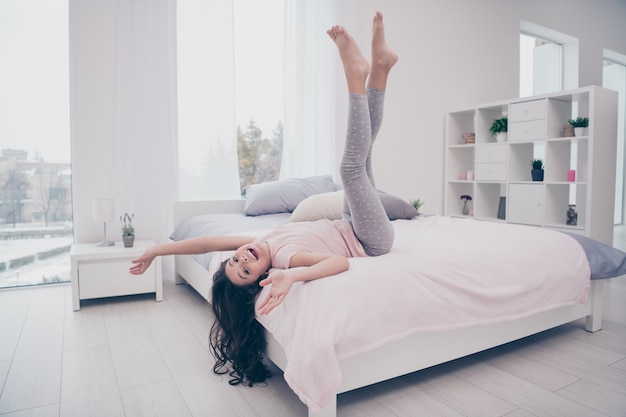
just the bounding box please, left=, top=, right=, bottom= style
left=237, top=121, right=283, bottom=192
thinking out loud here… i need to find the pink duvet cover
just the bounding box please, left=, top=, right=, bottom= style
left=247, top=216, right=591, bottom=411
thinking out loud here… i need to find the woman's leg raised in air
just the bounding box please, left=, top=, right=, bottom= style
left=365, top=11, right=398, bottom=187
left=327, top=13, right=397, bottom=256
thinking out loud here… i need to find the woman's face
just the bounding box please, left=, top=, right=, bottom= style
left=224, top=241, right=271, bottom=286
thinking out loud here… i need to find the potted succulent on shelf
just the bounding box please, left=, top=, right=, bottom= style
left=489, top=115, right=508, bottom=143
left=568, top=117, right=589, bottom=137
left=121, top=212, right=135, bottom=248
left=531, top=159, right=544, bottom=182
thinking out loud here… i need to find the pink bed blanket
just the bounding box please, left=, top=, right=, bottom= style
left=250, top=216, right=590, bottom=411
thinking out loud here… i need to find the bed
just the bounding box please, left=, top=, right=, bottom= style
left=170, top=176, right=623, bottom=417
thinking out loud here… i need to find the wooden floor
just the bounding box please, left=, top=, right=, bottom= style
left=1, top=233, right=625, bottom=417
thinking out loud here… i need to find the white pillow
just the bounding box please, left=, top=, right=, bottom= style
left=290, top=190, right=420, bottom=222
left=290, top=190, right=343, bottom=222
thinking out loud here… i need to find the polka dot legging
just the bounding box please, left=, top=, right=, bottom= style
left=341, top=87, right=394, bottom=256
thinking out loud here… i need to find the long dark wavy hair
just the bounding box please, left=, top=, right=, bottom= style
left=209, top=259, right=272, bottom=386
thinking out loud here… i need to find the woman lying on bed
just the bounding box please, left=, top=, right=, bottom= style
left=130, top=12, right=398, bottom=388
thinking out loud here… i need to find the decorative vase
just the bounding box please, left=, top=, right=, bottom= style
left=566, top=205, right=578, bottom=226
left=531, top=169, right=544, bottom=182
left=496, top=132, right=507, bottom=143
left=462, top=200, right=470, bottom=215
left=122, top=235, right=135, bottom=248
left=563, top=124, right=575, bottom=137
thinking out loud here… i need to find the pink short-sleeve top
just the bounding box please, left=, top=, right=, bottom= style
left=254, top=219, right=367, bottom=269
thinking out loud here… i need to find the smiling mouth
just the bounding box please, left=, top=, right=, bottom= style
left=247, top=248, right=258, bottom=260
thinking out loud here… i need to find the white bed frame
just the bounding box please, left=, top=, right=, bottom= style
left=172, top=199, right=604, bottom=417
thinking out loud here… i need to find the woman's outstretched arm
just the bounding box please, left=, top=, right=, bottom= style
left=129, top=236, right=255, bottom=275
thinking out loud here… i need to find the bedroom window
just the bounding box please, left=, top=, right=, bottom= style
left=177, top=0, right=285, bottom=200
left=0, top=0, right=72, bottom=289
left=233, top=0, right=284, bottom=191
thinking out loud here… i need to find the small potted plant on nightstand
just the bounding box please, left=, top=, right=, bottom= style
left=568, top=117, right=589, bottom=137
left=121, top=212, right=135, bottom=248
left=489, top=115, right=508, bottom=143
left=531, top=159, right=544, bottom=182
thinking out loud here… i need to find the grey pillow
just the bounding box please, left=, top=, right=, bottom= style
left=378, top=192, right=420, bottom=220
left=562, top=232, right=626, bottom=279
left=243, top=175, right=338, bottom=216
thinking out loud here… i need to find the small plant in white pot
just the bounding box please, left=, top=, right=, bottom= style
left=489, top=115, right=508, bottom=143
left=568, top=117, right=589, bottom=137
left=121, top=212, right=135, bottom=248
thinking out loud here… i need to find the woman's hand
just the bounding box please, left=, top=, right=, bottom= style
left=257, top=269, right=294, bottom=315
left=256, top=253, right=349, bottom=315
left=129, top=248, right=157, bottom=275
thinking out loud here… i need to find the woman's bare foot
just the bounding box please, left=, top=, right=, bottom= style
left=327, top=25, right=370, bottom=94
left=368, top=11, right=398, bottom=90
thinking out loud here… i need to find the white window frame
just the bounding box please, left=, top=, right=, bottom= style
left=520, top=21, right=579, bottom=97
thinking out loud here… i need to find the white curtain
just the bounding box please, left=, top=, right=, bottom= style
left=177, top=0, right=338, bottom=194
left=111, top=0, right=179, bottom=233
left=177, top=0, right=241, bottom=200
left=281, top=0, right=337, bottom=179
left=70, top=0, right=178, bottom=276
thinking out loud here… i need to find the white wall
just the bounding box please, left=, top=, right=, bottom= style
left=330, top=0, right=626, bottom=214
left=69, top=0, right=626, bottom=258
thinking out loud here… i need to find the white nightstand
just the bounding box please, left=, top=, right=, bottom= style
left=70, top=240, right=163, bottom=311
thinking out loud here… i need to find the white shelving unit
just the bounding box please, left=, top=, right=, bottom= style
left=444, top=86, right=618, bottom=245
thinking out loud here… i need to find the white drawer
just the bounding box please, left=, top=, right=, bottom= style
left=475, top=144, right=507, bottom=163
left=475, top=163, right=507, bottom=181
left=509, top=99, right=546, bottom=122
left=79, top=258, right=156, bottom=299
left=509, top=119, right=546, bottom=141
